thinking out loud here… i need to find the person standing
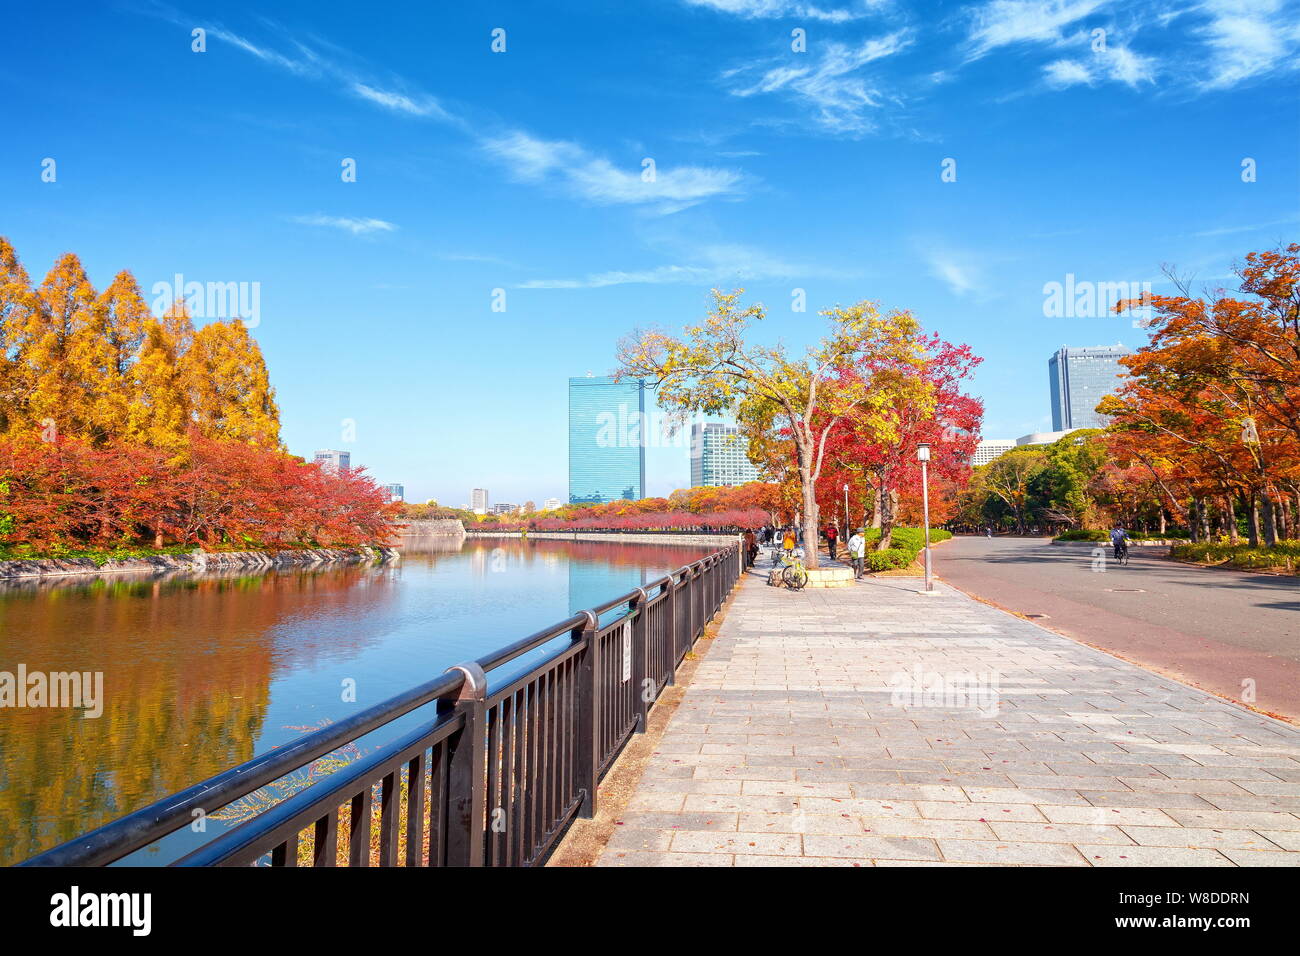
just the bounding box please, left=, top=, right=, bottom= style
left=847, top=528, right=866, bottom=579
left=825, top=523, right=839, bottom=560
left=743, top=529, right=758, bottom=567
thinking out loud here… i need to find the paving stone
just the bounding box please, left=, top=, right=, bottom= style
left=591, top=564, right=1300, bottom=868
left=937, top=840, right=1088, bottom=866
left=990, top=822, right=1136, bottom=845
left=669, top=830, right=803, bottom=856
left=1075, top=844, right=1234, bottom=866
left=802, top=834, right=942, bottom=861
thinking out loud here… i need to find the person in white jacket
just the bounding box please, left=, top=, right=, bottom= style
left=846, top=529, right=866, bottom=579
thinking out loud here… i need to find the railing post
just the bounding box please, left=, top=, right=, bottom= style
left=439, top=662, right=487, bottom=867
left=574, top=610, right=601, bottom=817
left=630, top=587, right=649, bottom=733
left=669, top=566, right=689, bottom=680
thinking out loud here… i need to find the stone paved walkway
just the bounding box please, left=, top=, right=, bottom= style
left=595, top=560, right=1300, bottom=867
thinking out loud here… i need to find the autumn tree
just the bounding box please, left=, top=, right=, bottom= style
left=618, top=289, right=925, bottom=568
left=183, top=319, right=281, bottom=447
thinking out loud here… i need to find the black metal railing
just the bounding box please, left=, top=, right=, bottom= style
left=20, top=543, right=744, bottom=868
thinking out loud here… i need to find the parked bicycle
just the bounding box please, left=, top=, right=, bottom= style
left=780, top=549, right=809, bottom=590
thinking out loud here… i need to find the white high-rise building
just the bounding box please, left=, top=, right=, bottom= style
left=314, top=449, right=351, bottom=474
left=470, top=488, right=488, bottom=515
left=690, top=423, right=760, bottom=487
left=972, top=440, right=1015, bottom=466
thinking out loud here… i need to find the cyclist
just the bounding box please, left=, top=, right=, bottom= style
left=1109, top=525, right=1130, bottom=562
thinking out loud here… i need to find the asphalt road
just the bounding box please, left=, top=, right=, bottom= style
left=931, top=535, right=1300, bottom=721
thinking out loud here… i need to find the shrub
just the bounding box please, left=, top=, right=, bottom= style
left=1171, top=541, right=1299, bottom=572
left=1055, top=529, right=1108, bottom=541
left=864, top=548, right=914, bottom=572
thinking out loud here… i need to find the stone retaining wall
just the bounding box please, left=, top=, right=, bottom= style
left=0, top=545, right=401, bottom=581
left=465, top=531, right=739, bottom=546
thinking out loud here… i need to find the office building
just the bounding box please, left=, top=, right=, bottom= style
left=543, top=497, right=562, bottom=511
left=1016, top=429, right=1078, bottom=447
left=470, top=488, right=488, bottom=515
left=314, top=449, right=350, bottom=475
left=690, top=422, right=760, bottom=487
left=568, top=375, right=646, bottom=504
left=1048, top=345, right=1133, bottom=430
left=382, top=483, right=404, bottom=502
left=972, top=439, right=1016, bottom=466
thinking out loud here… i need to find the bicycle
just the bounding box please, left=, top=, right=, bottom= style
left=781, top=550, right=809, bottom=590
left=1113, top=541, right=1129, bottom=566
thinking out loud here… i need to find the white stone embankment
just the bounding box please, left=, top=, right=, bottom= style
left=0, top=545, right=400, bottom=582
left=465, top=531, right=739, bottom=546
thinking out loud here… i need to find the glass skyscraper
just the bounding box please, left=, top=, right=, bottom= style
left=568, top=376, right=646, bottom=504
left=1048, top=345, right=1133, bottom=430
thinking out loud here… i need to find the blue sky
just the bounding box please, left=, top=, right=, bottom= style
left=2, top=0, right=1297, bottom=506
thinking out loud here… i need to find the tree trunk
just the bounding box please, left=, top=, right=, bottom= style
left=1261, top=493, right=1278, bottom=547
left=876, top=487, right=896, bottom=550
left=1246, top=494, right=1260, bottom=547
left=798, top=457, right=820, bottom=570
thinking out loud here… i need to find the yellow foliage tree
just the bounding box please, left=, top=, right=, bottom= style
left=183, top=319, right=281, bottom=447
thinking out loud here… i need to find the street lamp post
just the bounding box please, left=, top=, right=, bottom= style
left=843, top=483, right=849, bottom=539
left=917, top=443, right=934, bottom=593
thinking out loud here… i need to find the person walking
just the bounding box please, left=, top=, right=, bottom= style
left=743, top=529, right=758, bottom=567
left=847, top=528, right=866, bottom=579
left=825, top=523, right=839, bottom=560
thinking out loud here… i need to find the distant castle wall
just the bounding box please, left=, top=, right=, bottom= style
left=398, top=519, right=466, bottom=537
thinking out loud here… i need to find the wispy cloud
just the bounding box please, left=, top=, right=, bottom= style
left=965, top=0, right=1109, bottom=59
left=350, top=82, right=448, bottom=118
left=1197, top=0, right=1300, bottom=89
left=482, top=131, right=745, bottom=213
left=292, top=214, right=397, bottom=235
left=1043, top=46, right=1155, bottom=87
left=724, top=31, right=913, bottom=136
left=1189, top=215, right=1300, bottom=238
left=518, top=242, right=858, bottom=289
left=681, top=0, right=882, bottom=22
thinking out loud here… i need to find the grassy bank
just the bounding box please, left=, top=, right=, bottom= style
left=1169, top=540, right=1299, bottom=575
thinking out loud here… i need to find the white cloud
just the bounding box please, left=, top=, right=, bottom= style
left=1043, top=46, right=1154, bottom=87
left=725, top=31, right=913, bottom=135
left=924, top=250, right=982, bottom=296
left=292, top=214, right=397, bottom=235
left=350, top=82, right=448, bottom=118
left=482, top=131, right=745, bottom=212
left=1044, top=58, right=1094, bottom=86
left=966, top=0, right=1109, bottom=58
left=1198, top=0, right=1299, bottom=89
left=519, top=242, right=857, bottom=289
left=1106, top=46, right=1156, bottom=86
left=681, top=0, right=880, bottom=22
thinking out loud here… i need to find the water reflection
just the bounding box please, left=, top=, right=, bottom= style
left=0, top=536, right=711, bottom=864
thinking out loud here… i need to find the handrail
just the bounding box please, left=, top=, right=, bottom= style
left=19, top=543, right=745, bottom=867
